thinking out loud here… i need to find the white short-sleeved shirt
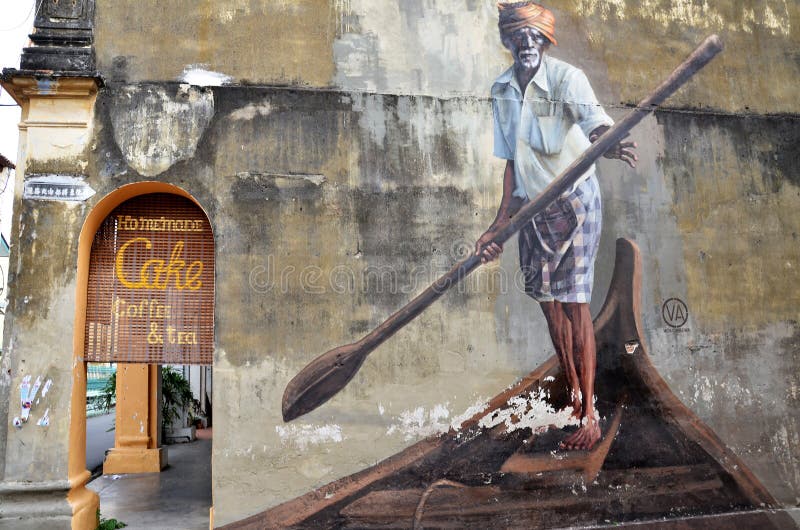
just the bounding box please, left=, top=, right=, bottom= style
left=492, top=56, right=613, bottom=200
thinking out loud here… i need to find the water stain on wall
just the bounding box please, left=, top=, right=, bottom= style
left=659, top=112, right=800, bottom=328
left=109, top=84, right=215, bottom=177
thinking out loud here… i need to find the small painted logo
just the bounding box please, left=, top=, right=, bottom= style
left=662, top=298, right=689, bottom=328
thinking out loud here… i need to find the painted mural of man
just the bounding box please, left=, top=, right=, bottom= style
left=476, top=1, right=637, bottom=450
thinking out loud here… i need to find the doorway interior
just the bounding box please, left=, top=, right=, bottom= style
left=69, top=184, right=216, bottom=529
left=86, top=363, right=213, bottom=530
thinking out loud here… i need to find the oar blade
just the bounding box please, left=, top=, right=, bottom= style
left=282, top=342, right=368, bottom=422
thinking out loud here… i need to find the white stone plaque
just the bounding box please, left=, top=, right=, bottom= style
left=23, top=174, right=96, bottom=202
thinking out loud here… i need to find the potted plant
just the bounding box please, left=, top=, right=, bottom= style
left=96, top=371, right=117, bottom=415
left=161, top=367, right=201, bottom=443
left=94, top=366, right=202, bottom=442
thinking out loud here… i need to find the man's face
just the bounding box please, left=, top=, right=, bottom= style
left=504, top=26, right=550, bottom=71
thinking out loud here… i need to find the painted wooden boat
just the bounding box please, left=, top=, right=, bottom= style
left=225, top=239, right=794, bottom=529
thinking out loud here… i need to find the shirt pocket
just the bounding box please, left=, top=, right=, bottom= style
left=530, top=101, right=569, bottom=155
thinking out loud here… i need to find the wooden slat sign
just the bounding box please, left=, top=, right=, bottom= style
left=84, top=193, right=214, bottom=365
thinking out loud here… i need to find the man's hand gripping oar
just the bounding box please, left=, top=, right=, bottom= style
left=282, top=35, right=723, bottom=423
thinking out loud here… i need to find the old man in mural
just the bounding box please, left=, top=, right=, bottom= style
left=476, top=1, right=637, bottom=450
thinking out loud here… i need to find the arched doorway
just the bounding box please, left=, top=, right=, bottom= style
left=68, top=183, right=214, bottom=529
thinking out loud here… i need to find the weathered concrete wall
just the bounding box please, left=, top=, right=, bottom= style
left=0, top=74, right=101, bottom=528
left=92, top=85, right=527, bottom=522
left=85, top=88, right=800, bottom=524
left=1, top=0, right=797, bottom=527
left=1, top=199, right=81, bottom=480
left=95, top=0, right=799, bottom=113
left=652, top=111, right=800, bottom=504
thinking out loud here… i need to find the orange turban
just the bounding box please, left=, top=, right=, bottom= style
left=498, top=2, right=557, bottom=46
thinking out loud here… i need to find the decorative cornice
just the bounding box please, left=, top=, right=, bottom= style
left=0, top=75, right=102, bottom=106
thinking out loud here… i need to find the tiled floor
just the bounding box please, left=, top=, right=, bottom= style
left=88, top=434, right=212, bottom=530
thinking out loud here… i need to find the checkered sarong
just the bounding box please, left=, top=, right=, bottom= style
left=518, top=174, right=602, bottom=303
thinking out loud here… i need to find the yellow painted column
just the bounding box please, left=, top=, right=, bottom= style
left=0, top=75, right=103, bottom=529
left=103, top=364, right=167, bottom=474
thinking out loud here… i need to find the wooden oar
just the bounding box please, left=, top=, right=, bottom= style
left=282, top=35, right=723, bottom=422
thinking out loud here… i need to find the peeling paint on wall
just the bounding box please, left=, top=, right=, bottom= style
left=15, top=375, right=51, bottom=428
left=383, top=398, right=492, bottom=440
left=275, top=423, right=345, bottom=450
left=450, top=398, right=489, bottom=431
left=20, top=375, right=39, bottom=422
left=36, top=408, right=50, bottom=427
left=385, top=404, right=451, bottom=441
left=478, top=389, right=579, bottom=434
left=180, top=65, right=233, bottom=87
left=40, top=379, right=52, bottom=398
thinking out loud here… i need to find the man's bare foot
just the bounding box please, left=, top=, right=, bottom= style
left=559, top=419, right=601, bottom=451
